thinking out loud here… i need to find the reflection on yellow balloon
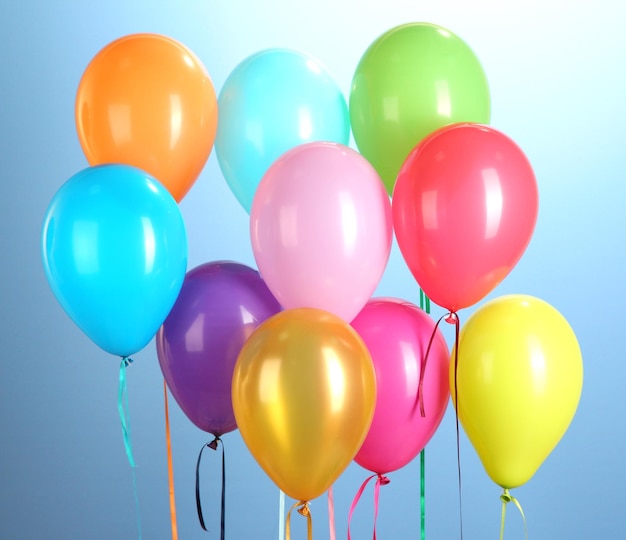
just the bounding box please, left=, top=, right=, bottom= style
left=232, top=308, right=376, bottom=502
left=451, top=295, right=583, bottom=489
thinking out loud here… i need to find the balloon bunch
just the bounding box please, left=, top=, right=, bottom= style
left=39, top=21, right=584, bottom=540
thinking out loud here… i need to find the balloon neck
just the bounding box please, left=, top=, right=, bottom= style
left=122, top=355, right=134, bottom=367
left=297, top=502, right=311, bottom=517
left=500, top=488, right=512, bottom=503
left=207, top=435, right=221, bottom=450
left=377, top=474, right=390, bottom=486
left=445, top=312, right=458, bottom=325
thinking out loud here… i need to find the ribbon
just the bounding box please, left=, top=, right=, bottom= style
left=499, top=489, right=528, bottom=540
left=416, top=310, right=464, bottom=538
left=279, top=490, right=285, bottom=540
left=419, top=288, right=431, bottom=314
left=118, top=356, right=142, bottom=539
left=418, top=288, right=429, bottom=540
left=347, top=473, right=390, bottom=540
left=163, top=381, right=178, bottom=540
left=285, top=501, right=312, bottom=540
left=195, top=436, right=226, bottom=539
left=420, top=449, right=426, bottom=540
left=447, top=313, right=464, bottom=540
left=328, top=486, right=336, bottom=540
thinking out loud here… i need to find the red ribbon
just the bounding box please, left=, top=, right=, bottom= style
left=347, top=474, right=390, bottom=540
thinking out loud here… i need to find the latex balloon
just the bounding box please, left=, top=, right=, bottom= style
left=451, top=295, right=583, bottom=489
left=250, top=141, right=392, bottom=323
left=351, top=298, right=450, bottom=474
left=232, top=308, right=376, bottom=502
left=350, top=22, right=490, bottom=194
left=156, top=261, right=282, bottom=436
left=216, top=48, right=350, bottom=213
left=75, top=33, right=218, bottom=202
left=392, top=123, right=538, bottom=312
left=41, top=164, right=188, bottom=357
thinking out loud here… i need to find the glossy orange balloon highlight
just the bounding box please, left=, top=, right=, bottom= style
left=75, top=34, right=218, bottom=202
left=232, top=308, right=377, bottom=502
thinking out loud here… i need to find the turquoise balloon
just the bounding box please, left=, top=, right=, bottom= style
left=215, top=48, right=350, bottom=213
left=41, top=164, right=188, bottom=357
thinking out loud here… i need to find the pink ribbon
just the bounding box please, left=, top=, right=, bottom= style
left=347, top=474, right=390, bottom=540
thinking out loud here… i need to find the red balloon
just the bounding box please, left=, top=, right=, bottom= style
left=392, top=123, right=538, bottom=312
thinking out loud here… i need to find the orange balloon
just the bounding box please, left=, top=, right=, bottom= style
left=232, top=308, right=376, bottom=502
left=75, top=34, right=218, bottom=202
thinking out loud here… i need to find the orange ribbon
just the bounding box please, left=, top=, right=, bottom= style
left=163, top=380, right=178, bottom=540
left=285, top=500, right=312, bottom=540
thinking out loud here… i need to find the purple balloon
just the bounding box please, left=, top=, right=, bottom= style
left=156, top=261, right=282, bottom=436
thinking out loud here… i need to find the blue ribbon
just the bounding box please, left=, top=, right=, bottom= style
left=118, top=356, right=142, bottom=539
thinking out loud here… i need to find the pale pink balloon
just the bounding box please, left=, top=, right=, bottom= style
left=351, top=298, right=450, bottom=474
left=250, top=142, right=392, bottom=322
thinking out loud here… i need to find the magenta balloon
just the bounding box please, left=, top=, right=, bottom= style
left=156, top=261, right=282, bottom=436
left=351, top=298, right=450, bottom=474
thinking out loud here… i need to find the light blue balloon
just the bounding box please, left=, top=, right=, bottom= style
left=215, top=48, right=350, bottom=213
left=41, top=164, right=188, bottom=357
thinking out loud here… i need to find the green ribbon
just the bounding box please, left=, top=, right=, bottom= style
left=418, top=289, right=430, bottom=540
left=499, top=489, right=528, bottom=540
left=118, top=356, right=142, bottom=539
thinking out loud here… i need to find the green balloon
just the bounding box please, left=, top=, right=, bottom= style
left=350, top=23, right=491, bottom=195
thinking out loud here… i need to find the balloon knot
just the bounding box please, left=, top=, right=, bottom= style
left=122, top=356, right=134, bottom=367
left=297, top=502, right=311, bottom=517
left=445, top=312, right=458, bottom=324
left=378, top=474, right=390, bottom=486
left=500, top=489, right=512, bottom=503
left=207, top=436, right=220, bottom=451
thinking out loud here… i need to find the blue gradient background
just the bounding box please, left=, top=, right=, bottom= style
left=2, top=1, right=624, bottom=538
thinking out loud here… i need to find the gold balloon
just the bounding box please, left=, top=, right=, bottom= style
left=232, top=308, right=377, bottom=502
left=451, top=295, right=583, bottom=489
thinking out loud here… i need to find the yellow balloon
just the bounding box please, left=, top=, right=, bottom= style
left=232, top=308, right=376, bottom=502
left=451, top=295, right=583, bottom=489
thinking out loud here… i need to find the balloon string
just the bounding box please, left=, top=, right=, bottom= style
left=195, top=436, right=226, bottom=539
left=347, top=473, right=390, bottom=540
left=416, top=312, right=451, bottom=417
left=372, top=474, right=390, bottom=540
left=285, top=501, right=312, bottom=540
left=449, top=313, right=464, bottom=540
left=163, top=381, right=178, bottom=540
left=279, top=490, right=285, bottom=540
left=118, top=357, right=142, bottom=539
left=418, top=288, right=429, bottom=540
left=419, top=288, right=431, bottom=314
left=499, top=489, right=528, bottom=540
left=328, top=486, right=336, bottom=540
left=420, top=449, right=425, bottom=540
